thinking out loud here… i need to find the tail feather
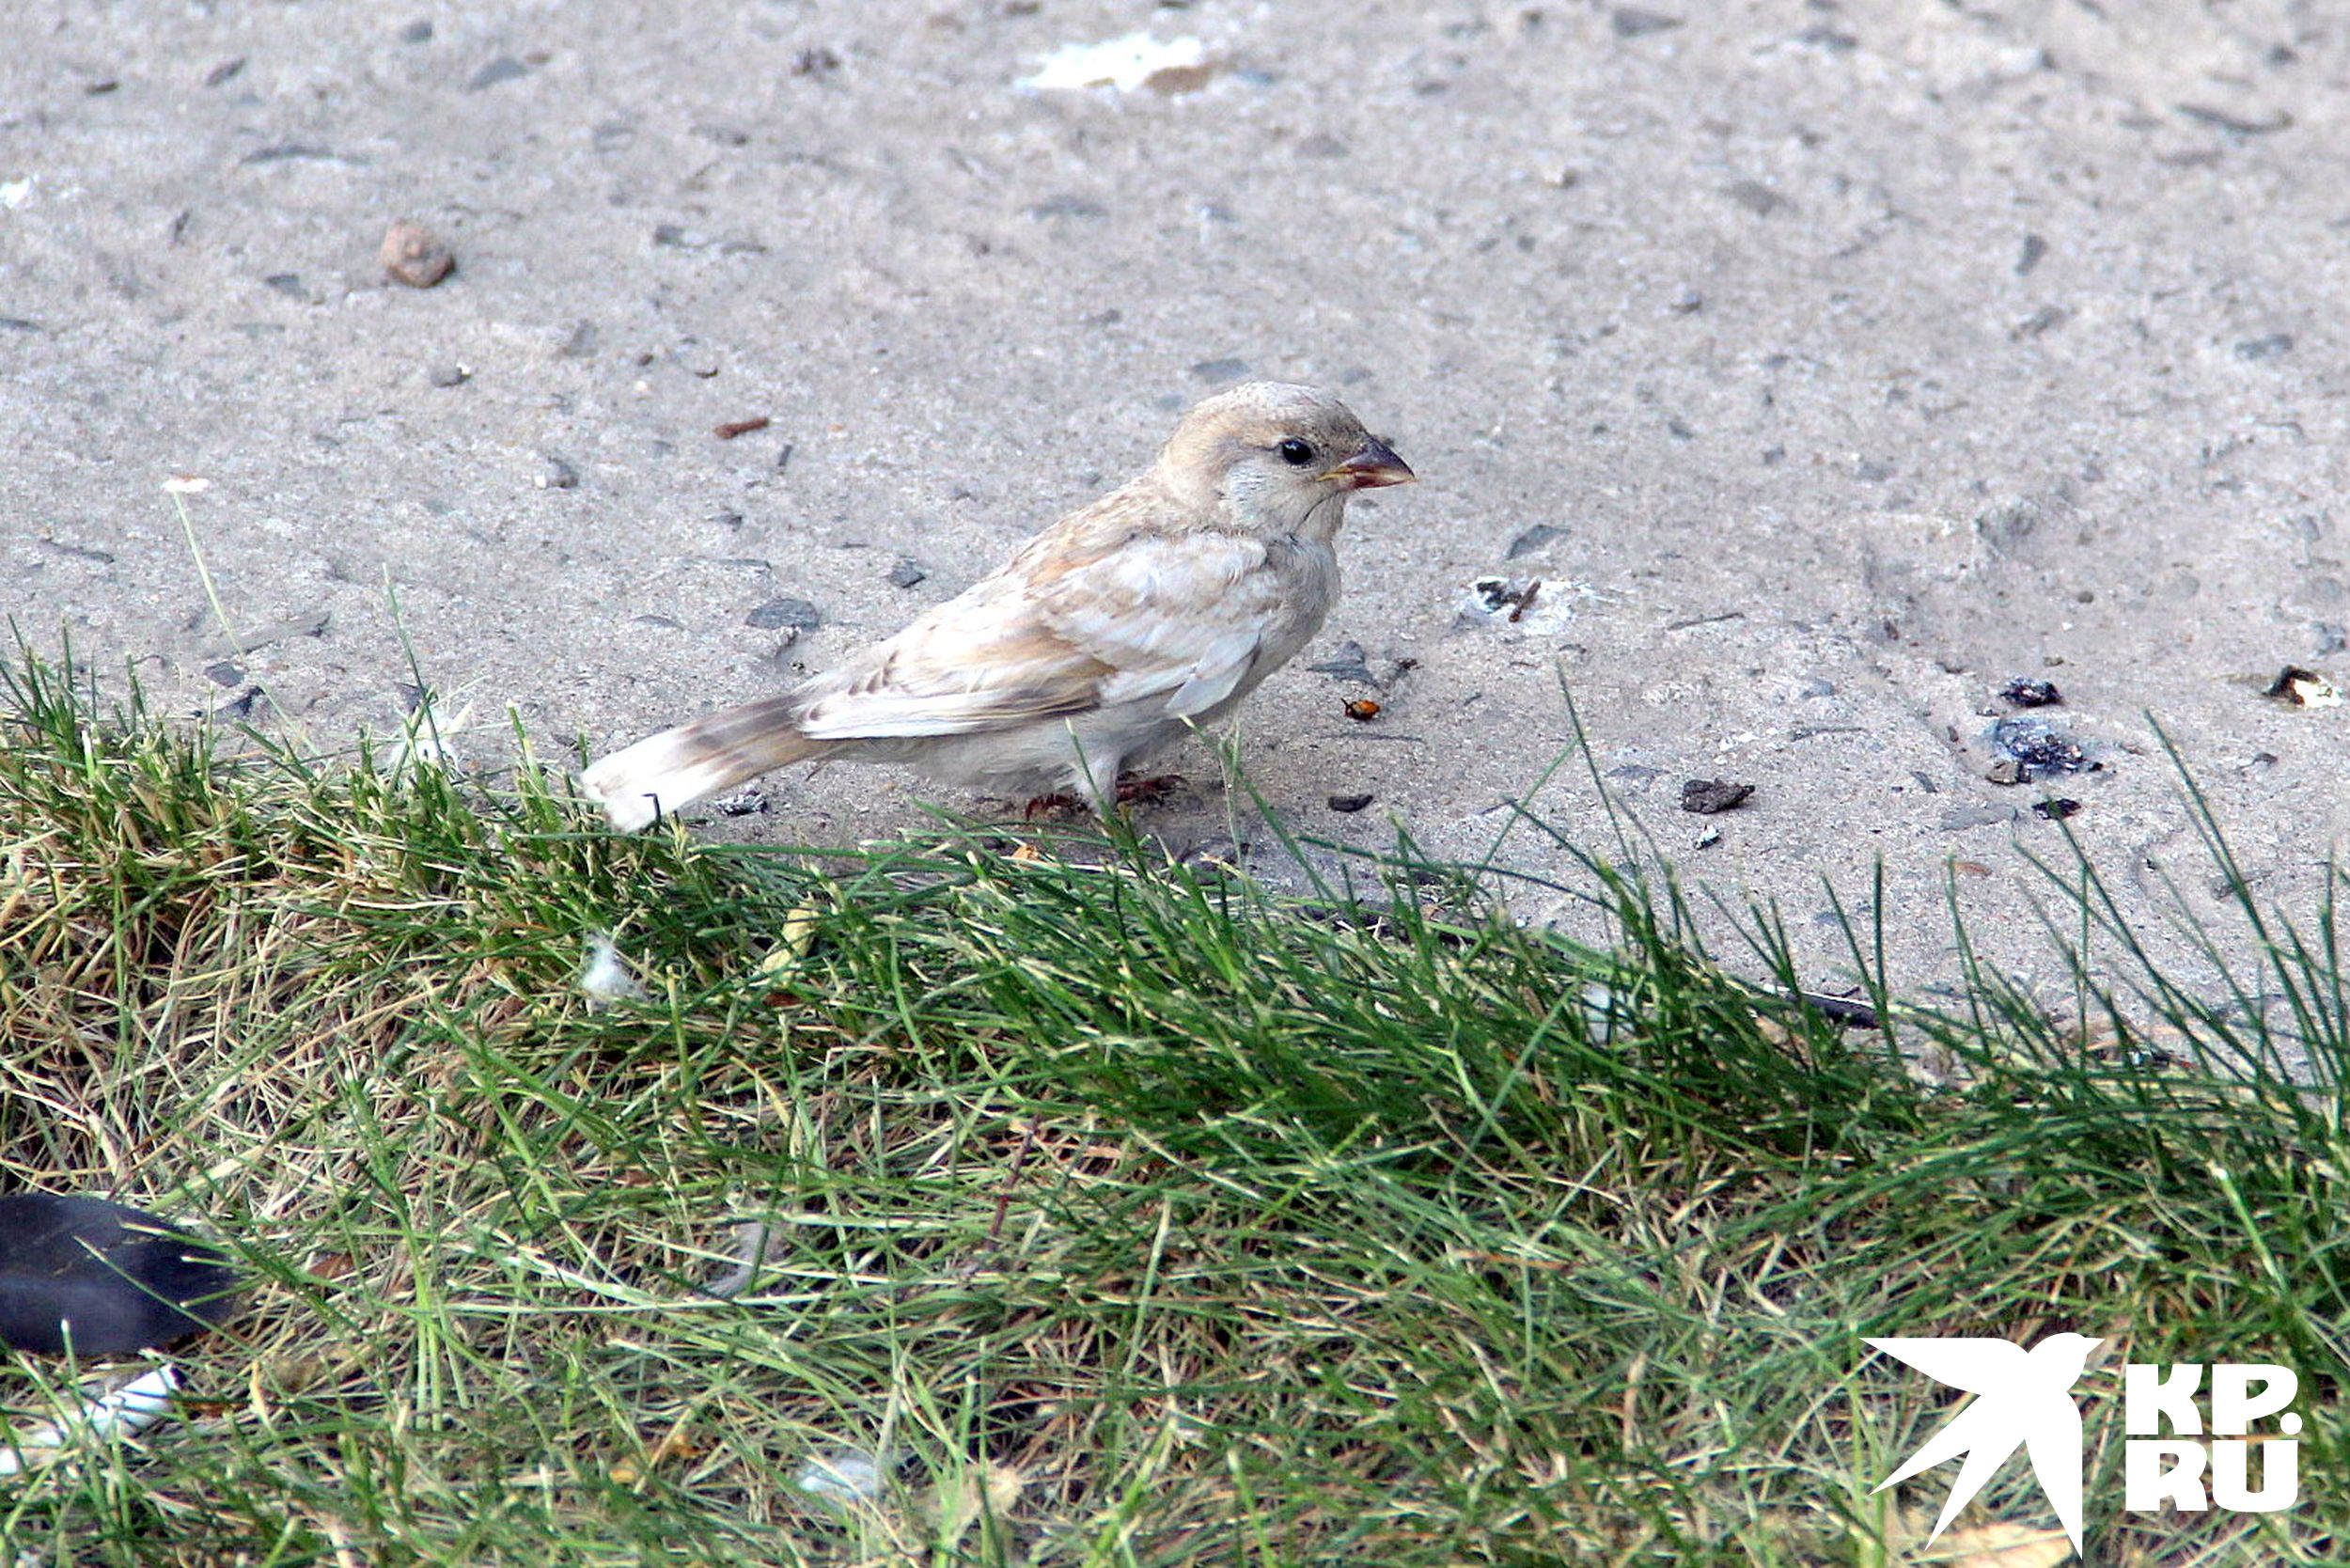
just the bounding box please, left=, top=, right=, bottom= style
left=583, top=698, right=821, bottom=830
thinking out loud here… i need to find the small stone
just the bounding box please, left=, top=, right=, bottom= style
left=1680, top=778, right=1754, bottom=814
left=537, top=454, right=579, bottom=490
left=381, top=221, right=455, bottom=288
left=1190, top=357, right=1250, bottom=384
left=1613, top=8, right=1683, bottom=38
left=711, top=789, right=770, bottom=817
left=2013, top=305, right=2070, bottom=339
left=427, top=363, right=469, bottom=387
left=1989, top=714, right=2089, bottom=776
left=2032, top=798, right=2082, bottom=821
left=468, top=55, right=530, bottom=91
left=203, top=661, right=244, bottom=688
left=263, top=273, right=306, bottom=297
left=1725, top=180, right=1784, bottom=216
left=2236, top=334, right=2295, bottom=361
left=1506, top=524, right=1564, bottom=559
left=1999, top=677, right=2061, bottom=708
left=204, top=57, right=245, bottom=87
left=1326, top=793, right=1374, bottom=813
left=792, top=46, right=842, bottom=77
left=886, top=558, right=929, bottom=588
left=745, top=597, right=822, bottom=633
left=399, top=20, right=433, bottom=44
left=1144, top=62, right=1220, bottom=95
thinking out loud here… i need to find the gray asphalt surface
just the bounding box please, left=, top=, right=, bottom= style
left=8, top=1, right=2345, bottom=1027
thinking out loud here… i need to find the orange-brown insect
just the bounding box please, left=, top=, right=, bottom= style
left=1343, top=698, right=1382, bottom=722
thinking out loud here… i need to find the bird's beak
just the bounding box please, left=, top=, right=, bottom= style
left=1321, top=436, right=1416, bottom=491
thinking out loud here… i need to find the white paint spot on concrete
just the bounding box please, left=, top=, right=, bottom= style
left=1024, top=33, right=1204, bottom=92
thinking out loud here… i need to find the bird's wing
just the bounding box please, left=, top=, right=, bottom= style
left=1033, top=531, right=1278, bottom=716
left=2023, top=1390, right=2089, bottom=1549
left=791, top=572, right=1112, bottom=740
left=1921, top=1409, right=2027, bottom=1544
left=789, top=528, right=1274, bottom=741
left=1864, top=1338, right=2027, bottom=1395
left=1877, top=1398, right=1998, bottom=1488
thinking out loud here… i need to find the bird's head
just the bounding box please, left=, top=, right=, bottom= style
left=1154, top=381, right=1415, bottom=541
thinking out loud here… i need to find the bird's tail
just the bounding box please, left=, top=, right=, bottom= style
left=583, top=698, right=822, bottom=830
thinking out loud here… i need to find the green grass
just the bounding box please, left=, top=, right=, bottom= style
left=0, top=648, right=2342, bottom=1565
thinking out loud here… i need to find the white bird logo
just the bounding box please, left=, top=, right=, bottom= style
left=1867, top=1332, right=2104, bottom=1554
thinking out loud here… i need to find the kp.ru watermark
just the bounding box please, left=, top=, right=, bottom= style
left=1863, top=1334, right=2303, bottom=1556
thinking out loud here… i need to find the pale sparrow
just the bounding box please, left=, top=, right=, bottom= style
left=584, top=381, right=1414, bottom=829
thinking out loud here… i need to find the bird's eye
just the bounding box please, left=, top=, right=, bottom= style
left=1277, top=437, right=1315, bottom=466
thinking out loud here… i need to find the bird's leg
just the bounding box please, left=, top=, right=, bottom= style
left=1022, top=792, right=1080, bottom=820
left=1113, top=772, right=1184, bottom=806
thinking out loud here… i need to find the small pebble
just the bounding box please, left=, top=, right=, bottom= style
left=381, top=221, right=455, bottom=288
left=1613, top=8, right=1684, bottom=38
left=1999, top=677, right=2061, bottom=708
left=745, top=597, right=822, bottom=633
left=427, top=363, right=469, bottom=387
left=1986, top=714, right=2090, bottom=779
left=537, top=454, right=579, bottom=490
left=468, top=55, right=529, bottom=91
left=711, top=790, right=770, bottom=817
left=1326, top=793, right=1374, bottom=813
left=2032, top=799, right=2082, bottom=821
left=1505, top=524, right=1563, bottom=559
left=1680, top=778, right=1754, bottom=814
left=886, top=558, right=928, bottom=588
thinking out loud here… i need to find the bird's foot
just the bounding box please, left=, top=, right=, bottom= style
left=1114, top=772, right=1184, bottom=806
left=1019, top=774, right=1183, bottom=819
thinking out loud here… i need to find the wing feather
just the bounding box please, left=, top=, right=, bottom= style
left=790, top=526, right=1279, bottom=741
